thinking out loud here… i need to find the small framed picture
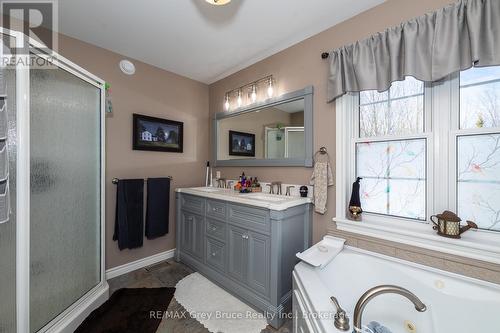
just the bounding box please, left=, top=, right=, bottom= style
left=229, top=130, right=255, bottom=157
left=133, top=114, right=183, bottom=153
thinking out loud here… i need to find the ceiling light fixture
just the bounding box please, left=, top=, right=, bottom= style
left=205, top=0, right=231, bottom=6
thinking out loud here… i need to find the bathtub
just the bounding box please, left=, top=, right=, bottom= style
left=292, top=246, right=500, bottom=333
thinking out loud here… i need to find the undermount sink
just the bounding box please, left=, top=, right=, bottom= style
left=246, top=194, right=288, bottom=202
left=195, top=187, right=221, bottom=193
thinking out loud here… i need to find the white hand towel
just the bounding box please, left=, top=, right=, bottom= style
left=310, top=161, right=334, bottom=214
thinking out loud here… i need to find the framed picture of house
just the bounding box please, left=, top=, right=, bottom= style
left=133, top=114, right=183, bottom=152
left=229, top=130, right=255, bottom=157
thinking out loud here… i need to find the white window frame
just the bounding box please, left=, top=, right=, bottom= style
left=334, top=75, right=500, bottom=265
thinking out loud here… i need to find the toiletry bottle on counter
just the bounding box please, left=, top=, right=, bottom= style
left=205, top=161, right=210, bottom=187
left=209, top=167, right=213, bottom=187
left=254, top=177, right=260, bottom=188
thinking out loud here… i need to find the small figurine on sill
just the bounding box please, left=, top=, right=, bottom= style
left=348, top=177, right=363, bottom=220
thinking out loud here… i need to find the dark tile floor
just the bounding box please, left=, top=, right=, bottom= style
left=108, top=259, right=292, bottom=333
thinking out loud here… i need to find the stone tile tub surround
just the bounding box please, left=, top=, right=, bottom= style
left=328, top=224, right=500, bottom=284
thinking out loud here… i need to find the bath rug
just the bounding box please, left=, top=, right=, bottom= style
left=75, top=287, right=175, bottom=333
left=174, top=272, right=268, bottom=333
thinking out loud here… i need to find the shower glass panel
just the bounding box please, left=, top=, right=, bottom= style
left=29, top=64, right=101, bottom=332
left=0, top=34, right=17, bottom=333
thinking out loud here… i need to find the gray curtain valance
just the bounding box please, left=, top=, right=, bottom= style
left=327, top=0, right=500, bottom=102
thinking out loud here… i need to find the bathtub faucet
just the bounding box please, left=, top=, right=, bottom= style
left=330, top=296, right=350, bottom=331
left=353, top=285, right=427, bottom=333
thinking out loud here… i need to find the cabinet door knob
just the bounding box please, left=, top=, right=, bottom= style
left=212, top=226, right=217, bottom=231
left=242, top=234, right=249, bottom=239
left=212, top=207, right=217, bottom=211
left=211, top=252, right=217, bottom=257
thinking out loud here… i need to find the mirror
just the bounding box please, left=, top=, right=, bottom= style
left=213, top=86, right=313, bottom=167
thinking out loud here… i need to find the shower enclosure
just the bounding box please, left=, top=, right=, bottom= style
left=0, top=29, right=107, bottom=333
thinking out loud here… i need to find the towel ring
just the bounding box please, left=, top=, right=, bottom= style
left=314, top=147, right=330, bottom=162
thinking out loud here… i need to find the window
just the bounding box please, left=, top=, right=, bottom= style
left=456, top=67, right=500, bottom=231
left=359, top=77, right=424, bottom=137
left=356, top=78, right=428, bottom=221
left=357, top=139, right=426, bottom=220
left=340, top=68, right=500, bottom=233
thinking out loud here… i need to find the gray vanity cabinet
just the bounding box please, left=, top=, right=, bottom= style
left=247, top=231, right=271, bottom=297
left=179, top=210, right=204, bottom=261
left=228, top=225, right=248, bottom=282
left=176, top=192, right=312, bottom=328
left=227, top=225, right=271, bottom=298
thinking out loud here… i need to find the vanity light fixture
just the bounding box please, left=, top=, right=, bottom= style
left=224, top=94, right=230, bottom=111
left=267, top=78, right=274, bottom=98
left=251, top=84, right=257, bottom=103
left=237, top=89, right=243, bottom=107
left=205, top=0, right=231, bottom=5
left=223, top=75, right=275, bottom=111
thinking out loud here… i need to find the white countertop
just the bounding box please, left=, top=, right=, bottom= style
left=175, top=187, right=312, bottom=211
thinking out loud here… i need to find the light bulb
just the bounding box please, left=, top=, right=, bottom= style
left=237, top=90, right=242, bottom=107
left=267, top=79, right=274, bottom=98
left=206, top=0, right=231, bottom=5
left=251, top=85, right=257, bottom=103
left=224, top=95, right=230, bottom=111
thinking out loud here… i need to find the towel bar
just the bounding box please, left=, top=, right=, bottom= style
left=112, top=176, right=173, bottom=184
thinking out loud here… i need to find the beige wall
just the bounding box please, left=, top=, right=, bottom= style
left=209, top=0, right=455, bottom=244
left=58, top=35, right=209, bottom=269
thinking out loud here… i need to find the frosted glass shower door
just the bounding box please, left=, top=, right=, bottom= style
left=285, top=128, right=305, bottom=159
left=29, top=65, right=101, bottom=332
left=0, top=34, right=17, bottom=333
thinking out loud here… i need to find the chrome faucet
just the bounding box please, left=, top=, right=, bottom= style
left=353, top=285, right=426, bottom=332
left=330, top=296, right=350, bottom=331
left=272, top=181, right=282, bottom=195
left=217, top=178, right=227, bottom=188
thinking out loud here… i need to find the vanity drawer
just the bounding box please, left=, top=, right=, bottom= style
left=206, top=199, right=226, bottom=220
left=228, top=204, right=270, bottom=234
left=181, top=194, right=205, bottom=215
left=206, top=237, right=226, bottom=272
left=206, top=218, right=226, bottom=242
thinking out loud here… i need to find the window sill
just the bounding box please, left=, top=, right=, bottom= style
left=333, top=217, right=500, bottom=265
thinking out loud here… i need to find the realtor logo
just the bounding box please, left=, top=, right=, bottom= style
left=1, top=0, right=58, bottom=53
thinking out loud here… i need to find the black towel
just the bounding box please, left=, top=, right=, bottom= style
left=145, top=178, right=170, bottom=239
left=113, top=179, right=144, bottom=250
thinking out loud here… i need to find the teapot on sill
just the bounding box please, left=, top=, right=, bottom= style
left=430, top=210, right=478, bottom=239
